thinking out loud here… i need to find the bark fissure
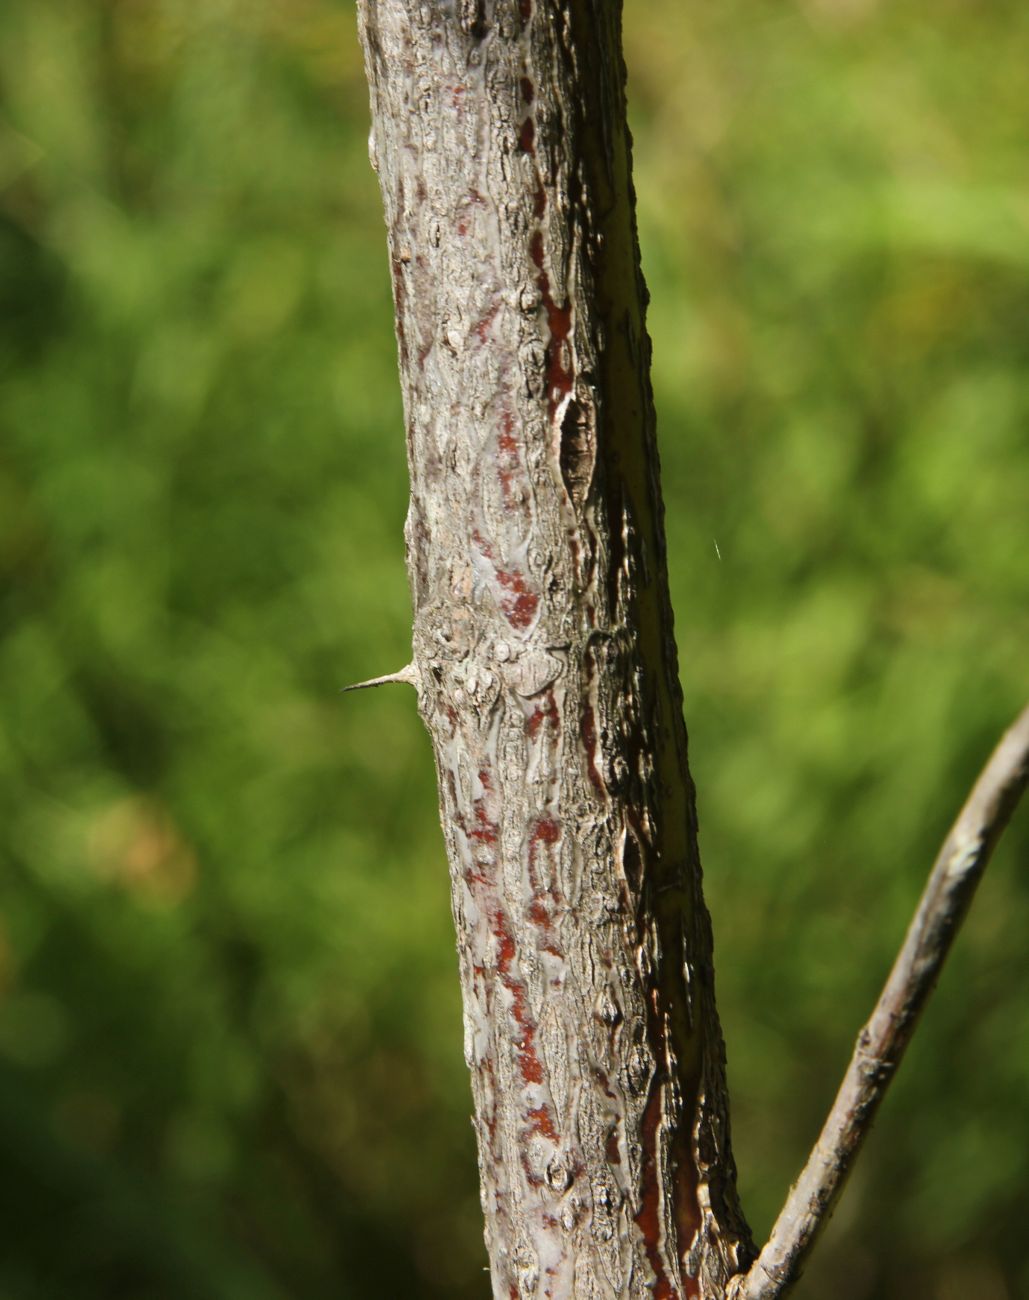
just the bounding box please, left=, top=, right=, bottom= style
left=358, top=4, right=752, bottom=1296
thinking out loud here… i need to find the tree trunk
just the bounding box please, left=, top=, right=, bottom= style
left=358, top=4, right=753, bottom=1296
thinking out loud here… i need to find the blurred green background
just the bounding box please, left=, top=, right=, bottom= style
left=0, top=1, right=1026, bottom=1297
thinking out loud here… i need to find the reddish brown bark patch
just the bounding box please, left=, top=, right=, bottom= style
left=495, top=415, right=523, bottom=506
left=527, top=898, right=552, bottom=929
left=468, top=812, right=498, bottom=846
left=496, top=568, right=540, bottom=630
left=474, top=302, right=500, bottom=344
left=492, top=908, right=545, bottom=1086
left=636, top=1083, right=679, bottom=1300
left=529, top=231, right=574, bottom=418
left=526, top=1104, right=558, bottom=1142
left=634, top=983, right=703, bottom=1298
left=526, top=688, right=559, bottom=739
left=530, top=816, right=561, bottom=854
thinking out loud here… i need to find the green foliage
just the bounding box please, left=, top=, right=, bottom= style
left=0, top=2, right=1026, bottom=1296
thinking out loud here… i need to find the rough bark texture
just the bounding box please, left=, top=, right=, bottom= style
left=358, top=4, right=753, bottom=1296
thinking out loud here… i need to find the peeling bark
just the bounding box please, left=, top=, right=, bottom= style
left=357, top=4, right=753, bottom=1296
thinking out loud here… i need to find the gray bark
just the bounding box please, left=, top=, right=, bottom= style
left=357, top=4, right=753, bottom=1297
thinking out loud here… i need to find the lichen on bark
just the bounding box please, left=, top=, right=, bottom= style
left=358, top=3, right=754, bottom=1295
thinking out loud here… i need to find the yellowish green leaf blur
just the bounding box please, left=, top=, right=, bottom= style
left=1, top=2, right=1026, bottom=1297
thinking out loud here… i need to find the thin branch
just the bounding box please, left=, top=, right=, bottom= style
left=729, top=702, right=1029, bottom=1300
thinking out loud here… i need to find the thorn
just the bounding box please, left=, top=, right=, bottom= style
left=713, top=537, right=722, bottom=561
left=340, top=663, right=419, bottom=694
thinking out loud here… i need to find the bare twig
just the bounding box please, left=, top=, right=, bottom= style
left=729, top=702, right=1029, bottom=1300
